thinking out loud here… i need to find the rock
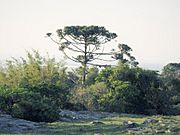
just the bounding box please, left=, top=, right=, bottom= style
left=90, top=121, right=105, bottom=125
left=59, top=110, right=118, bottom=121
left=165, top=129, right=171, bottom=133
left=0, top=114, right=40, bottom=133
left=123, top=121, right=138, bottom=128
left=143, top=118, right=159, bottom=124
left=155, top=130, right=165, bottom=134
left=94, top=133, right=104, bottom=135
left=158, top=120, right=162, bottom=123
left=160, top=123, right=165, bottom=127
left=173, top=103, right=180, bottom=108
left=171, top=127, right=180, bottom=132
left=58, top=117, right=72, bottom=122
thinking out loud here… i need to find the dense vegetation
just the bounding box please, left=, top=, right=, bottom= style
left=0, top=50, right=179, bottom=122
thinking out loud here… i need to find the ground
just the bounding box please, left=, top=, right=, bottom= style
left=0, top=112, right=180, bottom=135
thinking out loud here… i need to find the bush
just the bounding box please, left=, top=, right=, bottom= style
left=96, top=63, right=171, bottom=115
left=161, top=63, right=180, bottom=107
left=11, top=92, right=60, bottom=122
left=98, top=81, right=140, bottom=113
left=0, top=51, right=74, bottom=122
left=0, top=86, right=61, bottom=122
left=70, top=82, right=107, bottom=111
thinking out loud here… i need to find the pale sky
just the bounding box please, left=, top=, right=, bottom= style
left=0, top=0, right=180, bottom=70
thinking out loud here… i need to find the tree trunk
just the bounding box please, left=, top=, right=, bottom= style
left=82, top=41, right=87, bottom=88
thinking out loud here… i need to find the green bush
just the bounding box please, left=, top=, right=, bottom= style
left=96, top=63, right=171, bottom=115
left=11, top=92, right=60, bottom=122
left=161, top=63, right=180, bottom=106
left=0, top=51, right=74, bottom=122
left=71, top=82, right=107, bottom=111
left=98, top=81, right=141, bottom=113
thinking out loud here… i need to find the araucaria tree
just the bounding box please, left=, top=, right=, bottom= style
left=46, top=26, right=117, bottom=87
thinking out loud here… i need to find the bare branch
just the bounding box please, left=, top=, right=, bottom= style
left=49, top=36, right=60, bottom=45
left=66, top=46, right=83, bottom=53
left=72, top=56, right=83, bottom=63
left=62, top=50, right=79, bottom=63
left=71, top=43, right=85, bottom=52
left=94, top=58, right=116, bottom=62
left=87, top=62, right=114, bottom=67
left=70, top=34, right=85, bottom=42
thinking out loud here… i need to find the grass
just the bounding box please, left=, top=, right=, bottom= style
left=0, top=114, right=180, bottom=135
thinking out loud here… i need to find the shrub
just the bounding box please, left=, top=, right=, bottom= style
left=97, top=63, right=171, bottom=115
left=70, top=82, right=107, bottom=111
left=0, top=51, right=74, bottom=122
left=11, top=92, right=60, bottom=122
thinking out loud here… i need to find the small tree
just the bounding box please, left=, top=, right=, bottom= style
left=47, top=26, right=117, bottom=87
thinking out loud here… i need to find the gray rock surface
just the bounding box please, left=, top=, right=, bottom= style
left=59, top=110, right=118, bottom=121
left=123, top=121, right=139, bottom=128
left=0, top=114, right=40, bottom=133
left=143, top=118, right=159, bottom=124
left=90, top=121, right=105, bottom=125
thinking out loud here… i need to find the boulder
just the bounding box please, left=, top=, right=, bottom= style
left=143, top=118, right=159, bottom=124
left=123, top=121, right=139, bottom=128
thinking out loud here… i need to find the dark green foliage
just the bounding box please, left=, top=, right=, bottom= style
left=68, top=60, right=174, bottom=115
left=61, top=26, right=117, bottom=41
left=86, top=67, right=99, bottom=86
left=11, top=91, right=60, bottom=122
left=161, top=63, right=180, bottom=114
left=70, top=62, right=170, bottom=115
left=161, top=63, right=180, bottom=104
left=96, top=62, right=171, bottom=115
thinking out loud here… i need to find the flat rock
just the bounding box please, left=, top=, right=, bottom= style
left=143, top=118, right=159, bottom=124
left=90, top=121, right=105, bottom=125
left=0, top=114, right=40, bottom=133
left=59, top=110, right=118, bottom=121
left=123, top=121, right=139, bottom=128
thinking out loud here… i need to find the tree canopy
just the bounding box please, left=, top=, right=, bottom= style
left=47, top=26, right=118, bottom=86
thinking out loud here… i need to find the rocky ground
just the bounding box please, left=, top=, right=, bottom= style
left=0, top=110, right=118, bottom=134
left=0, top=110, right=180, bottom=134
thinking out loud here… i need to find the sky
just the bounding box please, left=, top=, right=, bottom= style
left=0, top=0, right=180, bottom=70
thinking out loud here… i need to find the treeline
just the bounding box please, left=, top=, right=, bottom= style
left=0, top=51, right=179, bottom=122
